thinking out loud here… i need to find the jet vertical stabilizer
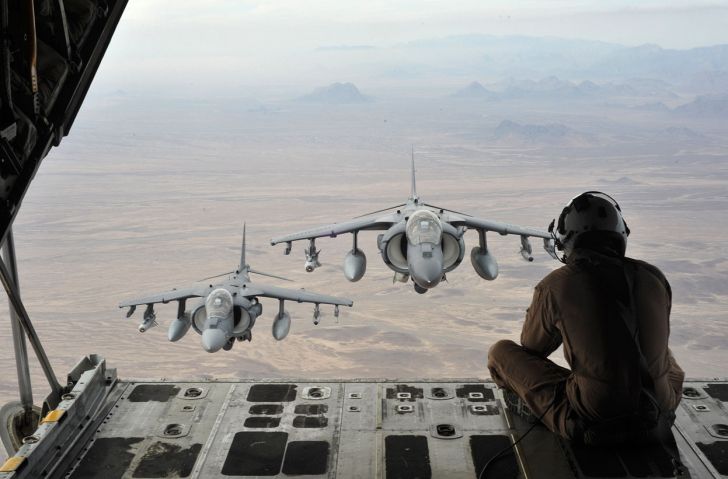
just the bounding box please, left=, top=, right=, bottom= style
left=410, top=146, right=418, bottom=202
left=239, top=223, right=247, bottom=272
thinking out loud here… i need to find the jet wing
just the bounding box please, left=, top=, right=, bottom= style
left=447, top=214, right=552, bottom=239
left=243, top=283, right=354, bottom=307
left=119, top=285, right=213, bottom=308
left=271, top=213, right=400, bottom=245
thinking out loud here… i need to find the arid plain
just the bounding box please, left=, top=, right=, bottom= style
left=1, top=91, right=727, bottom=418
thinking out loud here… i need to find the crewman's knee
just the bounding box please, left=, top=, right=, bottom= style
left=487, top=339, right=519, bottom=369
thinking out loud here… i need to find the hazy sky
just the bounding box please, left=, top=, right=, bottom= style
left=119, top=1, right=728, bottom=49
left=92, top=1, right=728, bottom=95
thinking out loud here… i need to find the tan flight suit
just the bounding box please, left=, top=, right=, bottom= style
left=488, top=248, right=685, bottom=440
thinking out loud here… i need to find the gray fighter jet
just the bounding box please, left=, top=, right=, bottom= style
left=120, top=226, right=353, bottom=352
left=271, top=153, right=558, bottom=293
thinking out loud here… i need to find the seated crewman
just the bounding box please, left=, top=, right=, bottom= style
left=488, top=191, right=684, bottom=444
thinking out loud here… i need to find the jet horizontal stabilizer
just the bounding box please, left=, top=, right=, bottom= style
left=197, top=271, right=234, bottom=282
left=422, top=203, right=473, bottom=217
left=353, top=203, right=407, bottom=219
left=249, top=269, right=293, bottom=282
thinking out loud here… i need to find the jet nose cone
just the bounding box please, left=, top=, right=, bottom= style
left=412, top=260, right=442, bottom=289
left=417, top=275, right=440, bottom=288
left=407, top=243, right=444, bottom=290
left=201, top=328, right=228, bottom=353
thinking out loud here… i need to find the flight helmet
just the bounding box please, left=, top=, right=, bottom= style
left=548, top=191, right=630, bottom=260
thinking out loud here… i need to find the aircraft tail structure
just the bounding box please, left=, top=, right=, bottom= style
left=239, top=223, right=292, bottom=281
left=239, top=223, right=247, bottom=271
left=410, top=146, right=418, bottom=201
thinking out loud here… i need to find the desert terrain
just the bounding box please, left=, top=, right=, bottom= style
left=1, top=82, right=726, bottom=421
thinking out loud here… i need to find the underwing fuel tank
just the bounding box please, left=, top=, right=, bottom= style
left=272, top=311, right=291, bottom=340
left=168, top=313, right=192, bottom=342
left=471, top=246, right=499, bottom=280
left=343, top=248, right=367, bottom=282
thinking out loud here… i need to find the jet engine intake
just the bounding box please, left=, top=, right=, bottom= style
left=379, top=221, right=408, bottom=273
left=190, top=302, right=207, bottom=334
left=441, top=223, right=465, bottom=273
left=232, top=297, right=260, bottom=335
left=343, top=248, right=367, bottom=282
left=232, top=306, right=252, bottom=335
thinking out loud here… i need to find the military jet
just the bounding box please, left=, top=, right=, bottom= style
left=120, top=226, right=353, bottom=352
left=271, top=153, right=558, bottom=293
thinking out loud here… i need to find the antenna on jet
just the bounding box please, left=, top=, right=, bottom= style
left=410, top=145, right=418, bottom=202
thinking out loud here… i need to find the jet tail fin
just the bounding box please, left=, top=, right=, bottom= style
left=239, top=223, right=247, bottom=271
left=410, top=145, right=418, bottom=201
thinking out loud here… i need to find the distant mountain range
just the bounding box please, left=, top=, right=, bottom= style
left=488, top=120, right=708, bottom=147
left=682, top=71, right=728, bottom=95
left=631, top=102, right=671, bottom=113
left=451, top=76, right=677, bottom=101
left=657, top=126, right=707, bottom=142
left=673, top=94, right=728, bottom=117
left=297, top=82, right=372, bottom=104
left=451, top=81, right=495, bottom=99
left=491, top=120, right=597, bottom=146
left=358, top=35, right=728, bottom=87
left=585, top=44, right=728, bottom=83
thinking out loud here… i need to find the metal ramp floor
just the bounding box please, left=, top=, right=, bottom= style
left=1, top=357, right=727, bottom=478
